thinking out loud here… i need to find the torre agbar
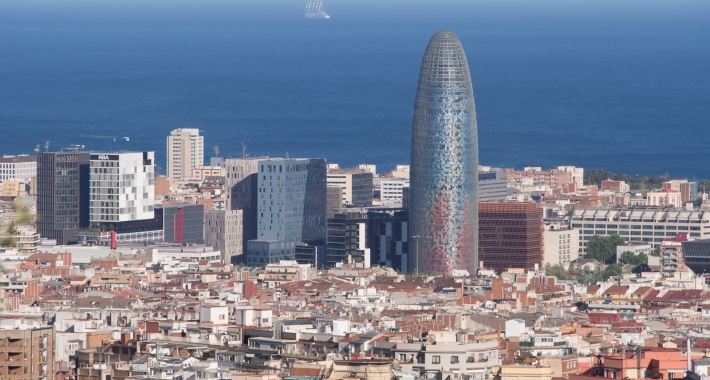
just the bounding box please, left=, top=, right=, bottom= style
left=409, top=30, right=479, bottom=275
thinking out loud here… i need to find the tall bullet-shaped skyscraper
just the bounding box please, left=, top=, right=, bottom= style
left=410, top=30, right=478, bottom=275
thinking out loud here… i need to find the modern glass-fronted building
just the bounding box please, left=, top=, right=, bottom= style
left=37, top=152, right=91, bottom=245
left=409, top=30, right=479, bottom=275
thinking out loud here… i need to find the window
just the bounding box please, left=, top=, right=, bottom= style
left=400, top=354, right=406, bottom=361
left=451, top=356, right=459, bottom=363
left=432, top=356, right=440, bottom=364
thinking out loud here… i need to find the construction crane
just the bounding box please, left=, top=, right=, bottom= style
left=79, top=135, right=129, bottom=151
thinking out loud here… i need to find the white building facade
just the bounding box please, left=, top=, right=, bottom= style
left=0, top=155, right=37, bottom=183
left=89, top=152, right=155, bottom=223
left=572, top=207, right=710, bottom=254
left=381, top=178, right=409, bottom=201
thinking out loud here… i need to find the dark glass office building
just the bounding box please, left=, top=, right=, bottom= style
left=37, top=152, right=91, bottom=245
left=682, top=239, right=710, bottom=275
left=326, top=209, right=409, bottom=271
left=161, top=203, right=205, bottom=245
left=409, top=30, right=478, bottom=275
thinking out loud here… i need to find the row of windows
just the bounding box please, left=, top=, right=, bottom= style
left=574, top=223, right=703, bottom=231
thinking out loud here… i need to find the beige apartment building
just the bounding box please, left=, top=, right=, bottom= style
left=166, top=128, right=204, bottom=181
left=190, top=165, right=225, bottom=181
left=544, top=223, right=579, bottom=267
left=0, top=325, right=55, bottom=380
left=647, top=190, right=682, bottom=208
left=505, top=166, right=580, bottom=188
left=1, top=180, right=23, bottom=197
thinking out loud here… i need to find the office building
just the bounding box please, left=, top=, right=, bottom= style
left=84, top=202, right=204, bottom=245
left=205, top=209, right=243, bottom=263
left=89, top=152, right=155, bottom=223
left=327, top=168, right=373, bottom=206
left=247, top=158, right=326, bottom=266
left=682, top=238, right=710, bottom=275
left=295, top=242, right=326, bottom=269
left=409, top=30, right=478, bottom=275
left=166, top=128, right=204, bottom=181
left=0, top=155, right=37, bottom=190
left=327, top=185, right=343, bottom=219
left=478, top=170, right=508, bottom=201
left=571, top=207, right=710, bottom=254
left=160, top=203, right=205, bottom=244
left=381, top=178, right=409, bottom=202
left=479, top=202, right=544, bottom=273
left=326, top=208, right=409, bottom=271
left=37, top=152, right=90, bottom=245
left=204, top=157, right=260, bottom=264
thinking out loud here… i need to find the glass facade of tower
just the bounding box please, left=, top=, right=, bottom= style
left=409, top=30, right=478, bottom=275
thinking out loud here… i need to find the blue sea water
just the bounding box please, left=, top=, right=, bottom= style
left=1, top=0, right=709, bottom=178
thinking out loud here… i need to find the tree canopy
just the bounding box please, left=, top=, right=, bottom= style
left=601, top=264, right=623, bottom=280
left=585, top=235, right=625, bottom=264
left=618, top=251, right=648, bottom=266
left=584, top=169, right=669, bottom=190
left=545, top=264, right=569, bottom=281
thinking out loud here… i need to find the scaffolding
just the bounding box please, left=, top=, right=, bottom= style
left=478, top=202, right=544, bottom=273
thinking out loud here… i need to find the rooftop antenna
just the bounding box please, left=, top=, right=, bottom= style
left=34, top=145, right=40, bottom=154
left=213, top=146, right=220, bottom=157
left=44, top=141, right=50, bottom=152
left=286, top=151, right=289, bottom=159
left=241, top=142, right=247, bottom=158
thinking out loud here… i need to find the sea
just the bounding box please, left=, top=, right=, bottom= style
left=1, top=0, right=709, bottom=178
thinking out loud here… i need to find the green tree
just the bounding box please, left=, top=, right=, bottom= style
left=601, top=264, right=622, bottom=280
left=650, top=248, right=660, bottom=257
left=585, top=235, right=625, bottom=264
left=618, top=251, right=647, bottom=266
left=545, top=264, right=568, bottom=281
left=632, top=264, right=649, bottom=274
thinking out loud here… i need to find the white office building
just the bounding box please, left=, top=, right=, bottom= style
left=572, top=206, right=710, bottom=254
left=89, top=152, right=155, bottom=222
left=166, top=128, right=204, bottom=181
left=0, top=155, right=37, bottom=183
left=381, top=178, right=409, bottom=201
left=247, top=158, right=326, bottom=266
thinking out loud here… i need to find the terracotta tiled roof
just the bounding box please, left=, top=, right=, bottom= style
left=603, top=286, right=629, bottom=296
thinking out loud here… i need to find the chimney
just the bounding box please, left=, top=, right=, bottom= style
left=110, top=232, right=117, bottom=250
